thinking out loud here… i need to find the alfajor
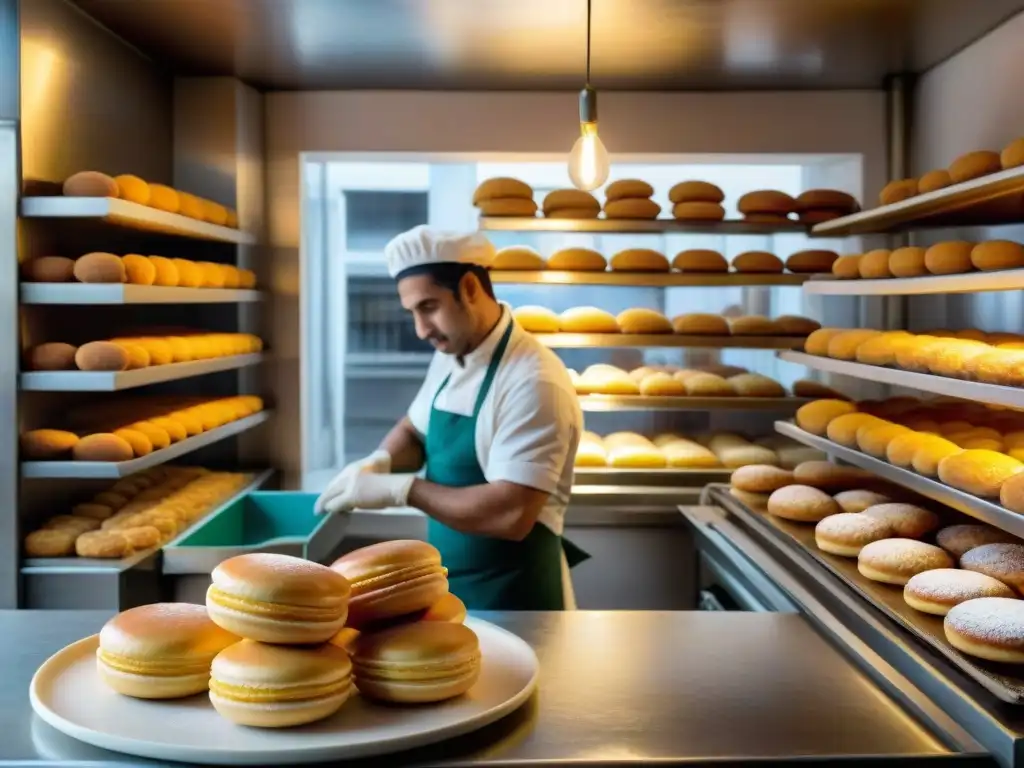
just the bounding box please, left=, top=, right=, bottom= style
left=352, top=622, right=481, bottom=703
left=331, top=540, right=449, bottom=628
left=97, top=602, right=238, bottom=698
left=206, top=553, right=351, bottom=644
left=209, top=639, right=353, bottom=727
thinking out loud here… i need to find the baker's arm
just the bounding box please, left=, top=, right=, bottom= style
left=407, top=479, right=547, bottom=541
left=379, top=416, right=425, bottom=473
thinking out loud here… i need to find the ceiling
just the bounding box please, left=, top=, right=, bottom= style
left=70, top=0, right=1024, bottom=91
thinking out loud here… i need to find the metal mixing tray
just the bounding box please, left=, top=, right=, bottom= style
left=706, top=484, right=1024, bottom=705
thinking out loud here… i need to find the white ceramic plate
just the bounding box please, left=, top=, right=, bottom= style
left=30, top=617, right=539, bottom=765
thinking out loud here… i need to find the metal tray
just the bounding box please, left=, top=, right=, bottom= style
left=706, top=484, right=1024, bottom=704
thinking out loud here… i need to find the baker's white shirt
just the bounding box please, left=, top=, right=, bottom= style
left=407, top=304, right=582, bottom=537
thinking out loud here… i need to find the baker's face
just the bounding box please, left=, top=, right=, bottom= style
left=397, top=274, right=476, bottom=356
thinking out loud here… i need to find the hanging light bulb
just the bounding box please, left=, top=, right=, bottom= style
left=568, top=86, right=610, bottom=191
left=568, top=1, right=610, bottom=191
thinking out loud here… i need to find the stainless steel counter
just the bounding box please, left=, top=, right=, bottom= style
left=0, top=610, right=992, bottom=766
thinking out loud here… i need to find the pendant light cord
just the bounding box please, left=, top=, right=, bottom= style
left=585, top=0, right=592, bottom=86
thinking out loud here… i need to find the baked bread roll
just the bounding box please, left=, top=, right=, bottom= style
left=477, top=198, right=538, bottom=217
left=75, top=341, right=129, bottom=372
left=731, top=465, right=794, bottom=493
left=944, top=597, right=1024, bottom=662
left=966, top=350, right=1024, bottom=385
left=606, top=443, right=667, bottom=469
left=775, top=315, right=821, bottom=336
left=63, top=171, right=118, bottom=197
left=858, top=539, right=953, bottom=586
left=605, top=179, right=654, bottom=201
left=616, top=308, right=672, bottom=334
left=683, top=372, right=734, bottom=397
left=918, top=170, right=952, bottom=194
left=24, top=256, right=76, bottom=283
left=559, top=307, right=619, bottom=333
left=785, top=250, right=839, bottom=274
left=610, top=249, right=669, bottom=272
left=925, top=241, right=974, bottom=275
left=661, top=439, right=721, bottom=468
left=1001, top=470, right=1024, bottom=514
left=729, top=488, right=771, bottom=508
left=27, top=343, right=78, bottom=371
left=671, top=313, right=729, bottom=335
left=767, top=485, right=840, bottom=522
left=938, top=449, right=1024, bottom=497
left=21, top=429, right=79, bottom=459
left=732, top=251, right=783, bottom=273
left=833, top=489, right=892, bottom=514
left=793, top=460, right=875, bottom=490
left=737, top=190, right=795, bottom=218
left=925, top=339, right=992, bottom=379
left=1002, top=137, right=1024, bottom=170
left=672, top=249, right=727, bottom=273
left=543, top=189, right=600, bottom=217
left=513, top=306, right=560, bottom=333
left=832, top=255, right=862, bottom=279
left=627, top=365, right=660, bottom=383
left=473, top=177, right=533, bottom=204
left=728, top=315, right=781, bottom=336
left=905, top=569, right=1017, bottom=616
left=548, top=247, right=606, bottom=271
left=815, top=513, right=895, bottom=557
left=74, top=253, right=125, bottom=284
left=862, top=503, right=939, bottom=539
left=889, top=247, right=928, bottom=277
left=672, top=202, right=725, bottom=221
left=959, top=543, right=1024, bottom=593
left=604, top=198, right=661, bottom=220
left=910, top=435, right=963, bottom=477
left=826, top=329, right=883, bottom=360
left=728, top=373, right=785, bottom=398
left=972, top=240, right=1024, bottom=271
left=492, top=246, right=545, bottom=270
left=147, top=184, right=180, bottom=213
left=879, top=179, right=918, bottom=205
left=936, top=523, right=1019, bottom=558
left=826, top=413, right=885, bottom=447
left=715, top=443, right=780, bottom=468
left=804, top=328, right=847, bottom=356
left=177, top=192, right=204, bottom=220
left=793, top=379, right=848, bottom=400
left=856, top=421, right=911, bottom=459
left=576, top=365, right=639, bottom=395
left=574, top=441, right=608, bottom=467
left=73, top=433, right=135, bottom=462
left=795, top=190, right=858, bottom=216
left=669, top=181, right=724, bottom=203
left=948, top=150, right=1001, bottom=183
left=639, top=372, right=686, bottom=396
left=858, top=249, right=892, bottom=279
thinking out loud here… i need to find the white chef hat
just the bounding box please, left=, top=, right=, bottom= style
left=385, top=225, right=495, bottom=280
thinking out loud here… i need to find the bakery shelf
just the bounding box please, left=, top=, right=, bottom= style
left=578, top=395, right=809, bottom=412
left=778, top=350, right=1024, bottom=409
left=20, top=469, right=275, bottom=572
left=572, top=467, right=732, bottom=486
left=20, top=283, right=263, bottom=305
left=803, top=268, right=1024, bottom=296
left=537, top=333, right=806, bottom=350
left=21, top=410, right=271, bottom=479
left=809, top=165, right=1024, bottom=236
left=20, top=353, right=264, bottom=392
left=774, top=420, right=1024, bottom=540
left=20, top=196, right=256, bottom=244
left=491, top=270, right=809, bottom=287
left=479, top=217, right=806, bottom=235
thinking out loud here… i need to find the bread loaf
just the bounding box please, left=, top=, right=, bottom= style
left=147, top=184, right=180, bottom=213
left=559, top=307, right=619, bottom=333
left=832, top=255, right=862, bottom=279
left=669, top=181, right=724, bottom=203
left=732, top=251, right=783, bottom=273
left=1002, top=138, right=1024, bottom=170
left=948, top=150, right=1001, bottom=183
left=492, top=246, right=545, bottom=270
left=671, top=313, right=729, bottom=335
left=27, top=342, right=78, bottom=371
left=728, top=315, right=781, bottom=336
left=605, top=179, right=654, bottom=201
left=796, top=399, right=858, bottom=435
left=616, top=308, right=672, bottom=334
left=971, top=240, right=1024, bottom=271
left=547, top=248, right=606, bottom=271
left=610, top=249, right=669, bottom=272
left=786, top=250, right=839, bottom=274
left=737, top=190, right=795, bottom=216
left=473, top=177, right=533, bottom=204
left=672, top=249, right=727, bottom=273
left=513, top=306, right=560, bottom=333
left=74, top=253, right=125, bottom=284
left=889, top=247, right=928, bottom=277
left=879, top=179, right=918, bottom=205
left=24, top=256, right=75, bottom=282
left=639, top=372, right=686, bottom=396
left=925, top=241, right=974, bottom=275
left=858, top=249, right=892, bottom=279
left=918, top=170, right=952, bottom=194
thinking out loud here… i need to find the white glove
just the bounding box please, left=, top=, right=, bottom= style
left=313, top=449, right=392, bottom=515
left=323, top=473, right=416, bottom=515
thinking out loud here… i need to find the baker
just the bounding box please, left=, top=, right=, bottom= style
left=315, top=225, right=588, bottom=610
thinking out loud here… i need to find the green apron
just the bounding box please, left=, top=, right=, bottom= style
left=424, top=320, right=589, bottom=610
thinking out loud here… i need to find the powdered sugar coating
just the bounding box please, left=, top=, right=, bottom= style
left=904, top=568, right=1015, bottom=607
left=833, top=489, right=891, bottom=514
left=945, top=597, right=1024, bottom=647
left=858, top=538, right=953, bottom=577
left=862, top=503, right=939, bottom=539
left=815, top=513, right=894, bottom=546
left=959, top=543, right=1024, bottom=591
left=937, top=524, right=1020, bottom=559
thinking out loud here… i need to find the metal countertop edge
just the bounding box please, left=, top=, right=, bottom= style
left=698, top=486, right=1008, bottom=766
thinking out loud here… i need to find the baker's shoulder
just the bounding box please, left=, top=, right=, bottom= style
left=500, top=329, right=576, bottom=394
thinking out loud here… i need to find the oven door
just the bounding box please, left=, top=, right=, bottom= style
left=682, top=505, right=799, bottom=613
